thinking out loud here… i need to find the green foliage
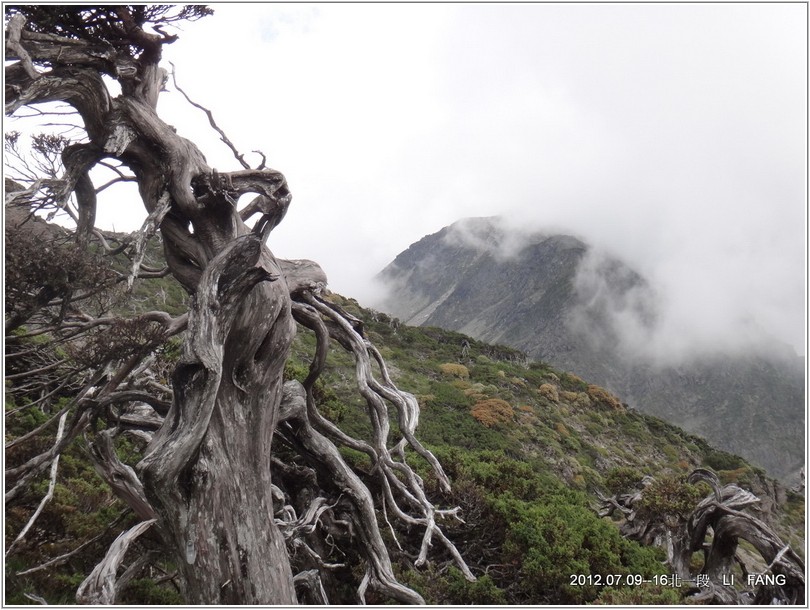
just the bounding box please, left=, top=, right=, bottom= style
left=283, top=359, right=309, bottom=384
left=595, top=582, right=682, bottom=604
left=559, top=371, right=588, bottom=392
left=4, top=433, right=141, bottom=604
left=118, top=578, right=184, bottom=605
left=446, top=569, right=505, bottom=604
left=498, top=495, right=665, bottom=603
left=427, top=381, right=472, bottom=410
left=703, top=448, right=747, bottom=471
left=6, top=402, right=50, bottom=435
left=416, top=405, right=513, bottom=452
left=604, top=466, right=644, bottom=495
left=401, top=565, right=506, bottom=605
left=283, top=357, right=346, bottom=423
left=636, top=474, right=702, bottom=526
left=435, top=448, right=555, bottom=501
left=429, top=449, right=667, bottom=604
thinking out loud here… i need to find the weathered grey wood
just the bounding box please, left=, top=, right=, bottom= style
left=75, top=519, right=157, bottom=604
left=88, top=429, right=156, bottom=522
left=137, top=236, right=298, bottom=605
left=278, top=380, right=424, bottom=603
left=293, top=569, right=329, bottom=605
left=294, top=293, right=475, bottom=582
left=5, top=412, right=67, bottom=558
left=6, top=9, right=466, bottom=604
left=599, top=468, right=804, bottom=604
left=279, top=259, right=328, bottom=296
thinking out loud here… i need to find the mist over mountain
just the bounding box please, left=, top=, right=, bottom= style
left=376, top=217, right=805, bottom=480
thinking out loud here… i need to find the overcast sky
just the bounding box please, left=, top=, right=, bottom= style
left=89, top=3, right=805, bottom=356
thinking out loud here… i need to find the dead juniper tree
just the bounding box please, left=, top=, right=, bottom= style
left=597, top=468, right=804, bottom=604
left=5, top=6, right=472, bottom=604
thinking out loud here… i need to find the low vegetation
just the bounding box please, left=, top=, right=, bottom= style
left=5, top=253, right=804, bottom=604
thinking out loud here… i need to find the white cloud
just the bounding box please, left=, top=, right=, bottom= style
left=75, top=3, right=805, bottom=355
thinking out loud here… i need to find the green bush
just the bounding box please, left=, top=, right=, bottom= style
left=595, top=582, right=682, bottom=604
left=604, top=466, right=644, bottom=495
left=636, top=474, right=702, bottom=526
left=119, top=578, right=184, bottom=605
left=429, top=381, right=473, bottom=410
left=560, top=372, right=588, bottom=392
left=401, top=566, right=506, bottom=605
left=703, top=449, right=746, bottom=472
left=496, top=494, right=665, bottom=603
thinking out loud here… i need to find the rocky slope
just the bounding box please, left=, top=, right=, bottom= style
left=376, top=217, right=805, bottom=481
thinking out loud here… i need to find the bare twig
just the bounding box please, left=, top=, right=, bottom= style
left=169, top=61, right=253, bottom=170
left=6, top=411, right=68, bottom=557
left=75, top=519, right=157, bottom=604
left=95, top=175, right=138, bottom=194
left=23, top=593, right=48, bottom=605
left=16, top=510, right=131, bottom=576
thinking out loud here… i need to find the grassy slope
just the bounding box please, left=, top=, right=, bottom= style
left=5, top=230, right=804, bottom=604
left=284, top=293, right=805, bottom=603
left=316, top=294, right=786, bottom=500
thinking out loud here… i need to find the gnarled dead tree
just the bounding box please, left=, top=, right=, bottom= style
left=597, top=468, right=805, bottom=604
left=5, top=6, right=471, bottom=604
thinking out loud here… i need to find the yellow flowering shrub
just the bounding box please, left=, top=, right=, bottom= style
left=438, top=363, right=470, bottom=380
left=470, top=399, right=515, bottom=427
left=538, top=383, right=559, bottom=402
left=587, top=384, right=623, bottom=410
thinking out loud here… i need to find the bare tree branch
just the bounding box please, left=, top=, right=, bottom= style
left=168, top=61, right=253, bottom=170
left=75, top=519, right=157, bottom=604
left=6, top=412, right=68, bottom=557
left=5, top=14, right=41, bottom=80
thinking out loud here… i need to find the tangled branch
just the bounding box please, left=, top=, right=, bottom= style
left=5, top=7, right=471, bottom=604
left=598, top=468, right=805, bottom=605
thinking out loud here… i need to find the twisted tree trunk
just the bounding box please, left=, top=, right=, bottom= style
left=114, top=66, right=301, bottom=605
left=137, top=236, right=298, bottom=604
left=6, top=9, right=472, bottom=603
left=6, top=12, right=301, bottom=603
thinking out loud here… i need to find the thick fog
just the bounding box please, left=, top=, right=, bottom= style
left=430, top=216, right=803, bottom=365
left=40, top=4, right=803, bottom=358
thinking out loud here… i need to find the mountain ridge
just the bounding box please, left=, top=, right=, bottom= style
left=5, top=213, right=804, bottom=604
left=376, top=216, right=805, bottom=481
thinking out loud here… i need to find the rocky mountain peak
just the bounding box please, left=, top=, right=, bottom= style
left=376, top=217, right=804, bottom=482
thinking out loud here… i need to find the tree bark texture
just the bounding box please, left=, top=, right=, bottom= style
left=75, top=520, right=157, bottom=605
left=138, top=236, right=298, bottom=604
left=6, top=10, right=467, bottom=604
left=6, top=12, right=299, bottom=604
